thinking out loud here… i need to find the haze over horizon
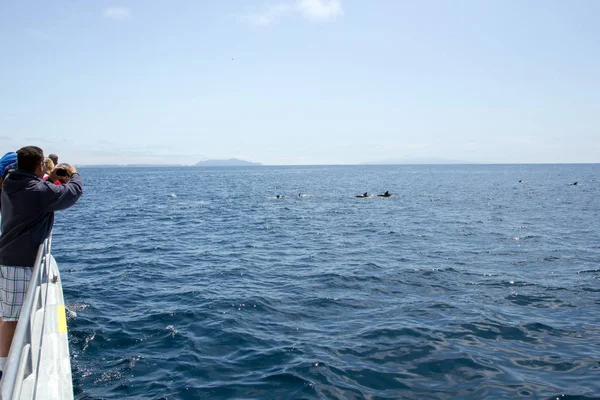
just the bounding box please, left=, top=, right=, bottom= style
left=1, top=1, right=598, bottom=165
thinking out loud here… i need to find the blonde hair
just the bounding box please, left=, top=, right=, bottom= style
left=44, top=158, right=55, bottom=175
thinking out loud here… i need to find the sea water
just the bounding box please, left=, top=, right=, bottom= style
left=52, top=164, right=599, bottom=399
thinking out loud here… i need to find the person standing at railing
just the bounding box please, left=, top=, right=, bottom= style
left=0, top=146, right=83, bottom=378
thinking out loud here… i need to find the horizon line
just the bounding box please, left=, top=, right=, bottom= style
left=74, top=162, right=600, bottom=167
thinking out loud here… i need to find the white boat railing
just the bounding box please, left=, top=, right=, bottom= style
left=0, top=238, right=73, bottom=400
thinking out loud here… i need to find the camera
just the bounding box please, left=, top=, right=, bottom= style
left=55, top=168, right=69, bottom=177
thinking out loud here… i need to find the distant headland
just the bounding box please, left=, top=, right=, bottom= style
left=194, top=158, right=262, bottom=167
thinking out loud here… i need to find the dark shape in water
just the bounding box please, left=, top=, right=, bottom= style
left=568, top=182, right=578, bottom=186
left=355, top=192, right=368, bottom=198
left=377, top=191, right=391, bottom=197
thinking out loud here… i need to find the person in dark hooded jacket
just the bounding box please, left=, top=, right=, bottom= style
left=0, top=145, right=82, bottom=372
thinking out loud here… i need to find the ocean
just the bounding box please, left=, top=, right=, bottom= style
left=52, top=164, right=600, bottom=399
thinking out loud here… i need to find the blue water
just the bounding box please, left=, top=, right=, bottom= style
left=53, top=164, right=600, bottom=399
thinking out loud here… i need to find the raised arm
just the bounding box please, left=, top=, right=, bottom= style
left=46, top=167, right=83, bottom=212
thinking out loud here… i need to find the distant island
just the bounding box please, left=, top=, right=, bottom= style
left=194, top=158, right=262, bottom=167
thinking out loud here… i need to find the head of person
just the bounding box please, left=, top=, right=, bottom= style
left=0, top=152, right=17, bottom=172
left=0, top=151, right=17, bottom=184
left=44, top=158, right=55, bottom=176
left=53, top=163, right=72, bottom=184
left=48, top=153, right=58, bottom=165
left=16, top=146, right=45, bottom=178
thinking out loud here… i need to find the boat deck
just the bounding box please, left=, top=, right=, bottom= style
left=1, top=241, right=73, bottom=400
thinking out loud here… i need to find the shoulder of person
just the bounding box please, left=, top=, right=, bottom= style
left=37, top=178, right=63, bottom=193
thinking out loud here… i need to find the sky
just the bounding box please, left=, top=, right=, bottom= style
left=1, top=0, right=598, bottom=165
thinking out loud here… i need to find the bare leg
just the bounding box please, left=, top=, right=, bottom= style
left=0, top=321, right=17, bottom=357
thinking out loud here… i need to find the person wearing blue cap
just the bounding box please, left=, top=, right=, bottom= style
left=0, top=152, right=17, bottom=212
left=0, top=153, right=16, bottom=177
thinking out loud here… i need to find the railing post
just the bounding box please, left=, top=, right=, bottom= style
left=25, top=327, right=32, bottom=377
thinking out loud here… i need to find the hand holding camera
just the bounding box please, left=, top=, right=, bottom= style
left=55, top=168, right=69, bottom=177
left=49, top=163, right=78, bottom=184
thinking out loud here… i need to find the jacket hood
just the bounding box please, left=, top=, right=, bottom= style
left=2, top=169, right=41, bottom=194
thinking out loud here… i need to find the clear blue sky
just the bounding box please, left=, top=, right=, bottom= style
left=1, top=1, right=598, bottom=165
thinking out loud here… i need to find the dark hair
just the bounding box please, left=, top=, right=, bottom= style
left=16, top=146, right=44, bottom=173
left=48, top=153, right=59, bottom=164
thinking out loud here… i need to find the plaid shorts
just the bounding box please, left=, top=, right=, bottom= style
left=0, top=266, right=33, bottom=321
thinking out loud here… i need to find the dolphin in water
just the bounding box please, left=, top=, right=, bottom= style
left=568, top=182, right=578, bottom=186
left=355, top=192, right=368, bottom=198
left=377, top=191, right=391, bottom=197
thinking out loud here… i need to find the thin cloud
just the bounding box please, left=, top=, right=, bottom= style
left=506, top=135, right=539, bottom=145
left=103, top=7, right=131, bottom=20
left=298, top=0, right=343, bottom=20
left=239, top=0, right=342, bottom=26
left=239, top=3, right=292, bottom=26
